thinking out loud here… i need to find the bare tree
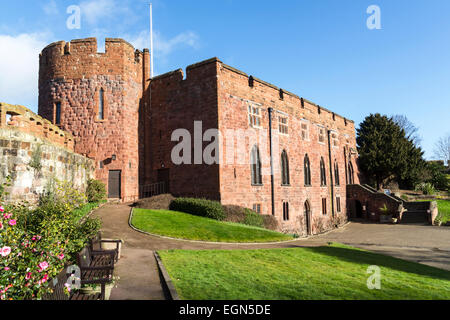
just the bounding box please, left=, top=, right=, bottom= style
left=392, top=115, right=422, bottom=146
left=433, top=133, right=450, bottom=164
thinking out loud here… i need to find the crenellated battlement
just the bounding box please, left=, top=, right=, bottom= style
left=39, top=38, right=148, bottom=82
left=150, top=57, right=355, bottom=132
left=0, top=102, right=74, bottom=151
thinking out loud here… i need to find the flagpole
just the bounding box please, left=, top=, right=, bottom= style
left=150, top=3, right=154, bottom=78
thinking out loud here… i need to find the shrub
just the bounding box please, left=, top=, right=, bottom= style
left=262, top=215, right=279, bottom=231
left=223, top=205, right=268, bottom=229
left=135, top=194, right=175, bottom=210
left=86, top=179, right=107, bottom=203
left=243, top=209, right=264, bottom=228
left=40, top=179, right=86, bottom=212
left=0, top=178, right=102, bottom=300
left=223, top=205, right=247, bottom=223
left=169, top=198, right=226, bottom=221
left=415, top=182, right=436, bottom=195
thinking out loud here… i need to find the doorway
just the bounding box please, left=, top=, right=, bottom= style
left=157, top=169, right=170, bottom=194
left=355, top=200, right=363, bottom=218
left=108, top=170, right=121, bottom=199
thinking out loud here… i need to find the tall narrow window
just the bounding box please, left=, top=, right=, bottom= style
left=334, top=161, right=340, bottom=186
left=281, top=150, right=290, bottom=186
left=322, top=198, right=327, bottom=215
left=55, top=102, right=61, bottom=125
left=320, top=157, right=327, bottom=186
left=336, top=197, right=341, bottom=213
left=348, top=162, right=355, bottom=184
left=301, top=121, right=309, bottom=140
left=98, top=88, right=105, bottom=120
left=251, top=145, right=262, bottom=185
left=304, top=154, right=311, bottom=186
left=283, top=202, right=290, bottom=221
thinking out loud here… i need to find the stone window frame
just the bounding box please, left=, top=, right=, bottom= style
left=281, top=150, right=290, bottom=186
left=334, top=160, right=340, bottom=186
left=304, top=153, right=312, bottom=187
left=248, top=105, right=262, bottom=129
left=253, top=203, right=261, bottom=214
left=282, top=201, right=290, bottom=221
left=317, top=125, right=326, bottom=145
left=278, top=115, right=289, bottom=135
left=53, top=100, right=63, bottom=126
left=336, top=196, right=342, bottom=213
left=300, top=119, right=310, bottom=141
left=320, top=157, right=327, bottom=187
left=330, top=130, right=339, bottom=148
left=250, top=144, right=263, bottom=186
left=322, top=198, right=327, bottom=215
left=94, top=87, right=108, bottom=123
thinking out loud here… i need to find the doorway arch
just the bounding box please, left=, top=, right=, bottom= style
left=304, top=201, right=312, bottom=236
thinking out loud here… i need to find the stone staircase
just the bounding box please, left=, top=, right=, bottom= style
left=401, top=201, right=430, bottom=224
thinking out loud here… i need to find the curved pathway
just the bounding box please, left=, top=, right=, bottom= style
left=92, top=203, right=450, bottom=300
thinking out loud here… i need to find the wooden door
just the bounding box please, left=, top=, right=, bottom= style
left=108, top=170, right=121, bottom=198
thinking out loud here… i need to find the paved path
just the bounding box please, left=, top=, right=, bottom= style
left=92, top=204, right=450, bottom=300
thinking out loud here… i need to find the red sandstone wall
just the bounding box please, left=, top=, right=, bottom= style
left=38, top=38, right=146, bottom=202
left=143, top=59, right=220, bottom=199
left=216, top=62, right=360, bottom=235
left=0, top=103, right=74, bottom=151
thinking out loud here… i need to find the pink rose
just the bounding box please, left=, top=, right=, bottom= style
left=8, top=220, right=16, bottom=226
left=0, top=222, right=3, bottom=230
left=38, top=261, right=49, bottom=271
left=1, top=247, right=11, bottom=257
left=3, top=213, right=11, bottom=219
left=58, top=254, right=64, bottom=260
left=0, top=206, right=4, bottom=212
left=4, top=267, right=9, bottom=271
left=25, top=273, right=32, bottom=280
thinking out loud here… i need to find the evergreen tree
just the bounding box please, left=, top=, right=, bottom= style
left=356, top=113, right=425, bottom=190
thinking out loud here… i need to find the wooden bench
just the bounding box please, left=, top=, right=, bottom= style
left=89, top=232, right=122, bottom=262
left=77, top=246, right=115, bottom=283
left=44, top=267, right=108, bottom=300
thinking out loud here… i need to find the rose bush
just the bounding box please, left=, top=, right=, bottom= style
left=0, top=178, right=101, bottom=300
left=0, top=205, right=68, bottom=300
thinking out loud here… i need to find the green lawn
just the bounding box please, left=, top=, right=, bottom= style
left=158, top=243, right=450, bottom=300
left=131, top=209, right=293, bottom=243
left=435, top=200, right=450, bottom=224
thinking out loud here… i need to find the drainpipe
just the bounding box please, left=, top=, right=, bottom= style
left=327, top=130, right=335, bottom=217
left=268, top=108, right=275, bottom=216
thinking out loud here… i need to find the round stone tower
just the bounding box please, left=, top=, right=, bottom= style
left=38, top=38, right=150, bottom=202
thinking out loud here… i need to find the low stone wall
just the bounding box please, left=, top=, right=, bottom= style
left=0, top=127, right=94, bottom=204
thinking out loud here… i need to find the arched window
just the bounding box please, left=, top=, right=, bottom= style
left=348, top=162, right=354, bottom=184
left=304, top=201, right=311, bottom=235
left=334, top=161, right=340, bottom=186
left=304, top=154, right=311, bottom=186
left=98, top=88, right=105, bottom=120
left=320, top=157, right=327, bottom=186
left=251, top=145, right=262, bottom=185
left=281, top=150, right=290, bottom=186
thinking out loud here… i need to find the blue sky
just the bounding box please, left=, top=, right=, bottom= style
left=0, top=0, right=449, bottom=159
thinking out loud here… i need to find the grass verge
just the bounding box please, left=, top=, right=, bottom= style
left=72, top=201, right=106, bottom=223
left=158, top=243, right=450, bottom=300
left=131, top=209, right=293, bottom=243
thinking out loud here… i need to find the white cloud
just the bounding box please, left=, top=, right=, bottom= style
left=43, top=0, right=59, bottom=16
left=79, top=0, right=119, bottom=25
left=0, top=33, right=51, bottom=112
left=129, top=30, right=200, bottom=57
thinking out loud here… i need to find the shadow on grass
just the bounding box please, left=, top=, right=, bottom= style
left=299, top=245, right=450, bottom=282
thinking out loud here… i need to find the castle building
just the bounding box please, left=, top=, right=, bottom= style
left=38, top=38, right=360, bottom=235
